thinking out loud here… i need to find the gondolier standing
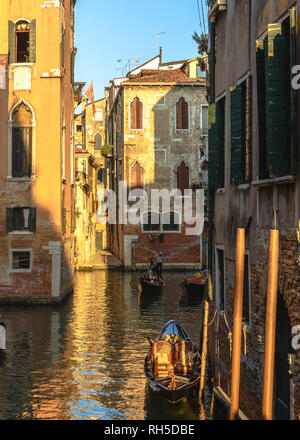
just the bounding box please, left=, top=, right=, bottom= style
left=153, top=250, right=163, bottom=279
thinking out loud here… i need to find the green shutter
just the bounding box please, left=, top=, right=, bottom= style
left=29, top=207, right=36, bottom=233
left=208, top=102, right=221, bottom=190
left=256, top=39, right=267, bottom=179
left=71, top=204, right=76, bottom=232
left=8, top=21, right=16, bottom=64
left=70, top=50, right=75, bottom=86
left=6, top=208, right=13, bottom=233
left=265, top=23, right=290, bottom=177
left=62, top=207, right=66, bottom=235
left=290, top=7, right=297, bottom=174
left=29, top=20, right=36, bottom=63
left=62, top=28, right=65, bottom=69
left=230, top=84, right=243, bottom=184
left=245, top=75, right=252, bottom=183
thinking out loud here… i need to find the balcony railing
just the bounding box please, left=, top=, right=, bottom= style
left=208, top=0, right=227, bottom=19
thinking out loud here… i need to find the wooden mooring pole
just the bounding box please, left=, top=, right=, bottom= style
left=199, top=299, right=209, bottom=403
left=262, top=229, right=279, bottom=420
left=229, top=228, right=245, bottom=420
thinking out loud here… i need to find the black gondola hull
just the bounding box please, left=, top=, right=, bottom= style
left=139, top=278, right=163, bottom=294
left=183, top=282, right=205, bottom=296
left=146, top=375, right=200, bottom=404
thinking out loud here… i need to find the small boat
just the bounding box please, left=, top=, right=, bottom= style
left=183, top=271, right=207, bottom=295
left=144, top=320, right=201, bottom=404
left=138, top=273, right=164, bottom=294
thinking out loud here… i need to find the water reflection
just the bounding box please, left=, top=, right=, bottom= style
left=0, top=271, right=209, bottom=420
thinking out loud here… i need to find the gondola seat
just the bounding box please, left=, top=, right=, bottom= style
left=150, top=341, right=173, bottom=379
left=174, top=341, right=194, bottom=376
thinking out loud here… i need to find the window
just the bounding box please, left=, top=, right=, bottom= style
left=162, top=211, right=181, bottom=232
left=177, top=161, right=190, bottom=194
left=130, top=161, right=144, bottom=189
left=6, top=207, right=36, bottom=233
left=12, top=251, right=31, bottom=269
left=8, top=20, right=36, bottom=64
left=130, top=97, right=143, bottom=129
left=256, top=11, right=296, bottom=179
left=215, top=246, right=225, bottom=310
left=201, top=104, right=208, bottom=135
left=94, top=133, right=102, bottom=151
left=176, top=97, right=189, bottom=130
left=142, top=211, right=181, bottom=233
left=94, top=111, right=103, bottom=122
left=9, top=249, right=32, bottom=272
left=11, top=102, right=33, bottom=178
left=208, top=96, right=225, bottom=189
left=243, top=252, right=251, bottom=325
left=230, top=76, right=252, bottom=185
left=142, top=211, right=160, bottom=232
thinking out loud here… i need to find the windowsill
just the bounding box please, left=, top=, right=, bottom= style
left=7, top=269, right=32, bottom=274
left=252, top=175, right=296, bottom=187
left=10, top=63, right=34, bottom=67
left=7, top=176, right=36, bottom=182
left=238, top=183, right=250, bottom=191
left=9, top=231, right=33, bottom=235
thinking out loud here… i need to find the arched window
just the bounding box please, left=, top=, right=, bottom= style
left=11, top=102, right=33, bottom=178
left=176, top=97, right=189, bottom=130
left=176, top=161, right=190, bottom=194
left=142, top=211, right=160, bottom=232
left=94, top=133, right=102, bottom=151
left=130, top=161, right=144, bottom=189
left=162, top=211, right=181, bottom=232
left=9, top=20, right=36, bottom=64
left=130, top=96, right=143, bottom=129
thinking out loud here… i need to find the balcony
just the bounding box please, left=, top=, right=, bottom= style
left=208, top=0, right=227, bottom=20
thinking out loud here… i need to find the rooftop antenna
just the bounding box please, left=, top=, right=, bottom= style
left=157, top=32, right=167, bottom=54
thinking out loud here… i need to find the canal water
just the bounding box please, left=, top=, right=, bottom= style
left=0, top=271, right=213, bottom=420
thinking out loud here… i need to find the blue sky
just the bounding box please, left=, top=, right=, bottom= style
left=74, top=0, right=207, bottom=100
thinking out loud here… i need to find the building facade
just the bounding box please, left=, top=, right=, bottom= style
left=73, top=96, right=109, bottom=266
left=207, top=0, right=300, bottom=420
left=0, top=0, right=77, bottom=301
left=105, top=54, right=209, bottom=270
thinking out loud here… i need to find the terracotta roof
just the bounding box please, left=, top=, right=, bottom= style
left=126, top=68, right=204, bottom=84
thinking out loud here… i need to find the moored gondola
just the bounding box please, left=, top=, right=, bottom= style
left=144, top=320, right=201, bottom=404
left=183, top=271, right=207, bottom=296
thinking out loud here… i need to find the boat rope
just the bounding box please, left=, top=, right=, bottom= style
left=223, top=313, right=233, bottom=358
left=243, top=324, right=247, bottom=357
left=206, top=309, right=218, bottom=328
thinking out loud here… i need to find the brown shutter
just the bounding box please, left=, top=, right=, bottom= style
left=177, top=162, right=189, bottom=194
left=130, top=98, right=137, bottom=129
left=137, top=98, right=143, bottom=129
left=182, top=99, right=188, bottom=129
left=176, top=99, right=183, bottom=129
left=131, top=162, right=143, bottom=189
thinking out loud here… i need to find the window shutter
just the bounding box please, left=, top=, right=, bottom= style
left=70, top=49, right=75, bottom=86
left=29, top=207, right=36, bottom=233
left=265, top=23, right=290, bottom=177
left=177, top=162, right=189, bottom=194
left=245, top=75, right=252, bottom=183
left=176, top=99, right=183, bottom=129
left=136, top=98, right=143, bottom=129
left=71, top=204, right=76, bottom=232
left=208, top=102, right=221, bottom=189
left=6, top=208, right=13, bottom=233
left=182, top=99, right=188, bottom=129
left=230, top=84, right=243, bottom=184
left=29, top=20, right=36, bottom=63
left=290, top=7, right=297, bottom=173
left=256, top=39, right=267, bottom=179
left=130, top=98, right=137, bottom=129
left=8, top=21, right=16, bottom=64
left=62, top=207, right=66, bottom=235
left=62, top=28, right=65, bottom=69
